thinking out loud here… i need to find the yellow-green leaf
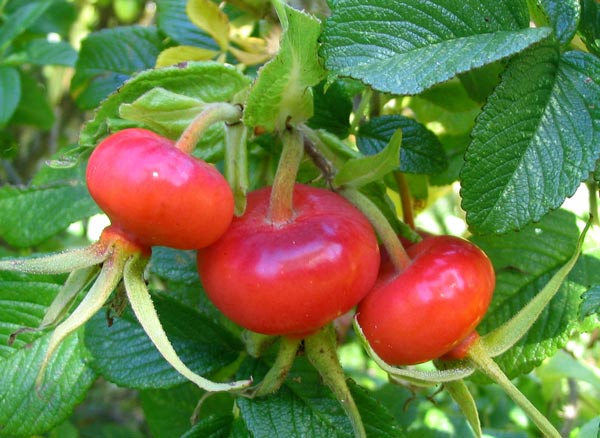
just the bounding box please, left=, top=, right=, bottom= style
left=186, top=0, right=230, bottom=52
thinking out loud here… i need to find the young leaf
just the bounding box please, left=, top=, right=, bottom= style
left=84, top=292, right=244, bottom=389
left=529, top=0, right=581, bottom=47
left=357, top=115, right=448, bottom=175
left=243, top=5, right=325, bottom=131
left=320, top=0, right=551, bottom=95
left=186, top=0, right=230, bottom=52
left=71, top=26, right=165, bottom=110
left=461, top=45, right=600, bottom=234
left=0, top=66, right=20, bottom=127
left=155, top=45, right=218, bottom=68
left=334, top=129, right=402, bottom=188
left=0, top=272, right=96, bottom=437
left=155, top=0, right=219, bottom=50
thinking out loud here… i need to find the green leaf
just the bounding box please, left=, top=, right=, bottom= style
left=357, top=115, right=448, bottom=175
left=579, top=0, right=600, bottom=56
left=335, top=129, right=402, bottom=188
left=84, top=292, right=244, bottom=389
left=180, top=415, right=235, bottom=438
left=187, top=0, right=230, bottom=52
left=0, top=272, right=96, bottom=437
left=243, top=5, right=325, bottom=131
left=71, top=26, right=164, bottom=110
left=0, top=178, right=99, bottom=248
left=4, top=39, right=78, bottom=67
left=529, top=0, right=581, bottom=46
left=320, top=0, right=551, bottom=95
left=580, top=285, right=600, bottom=319
left=80, top=61, right=250, bottom=151
left=10, top=70, right=55, bottom=130
left=307, top=81, right=353, bottom=139
left=149, top=248, right=199, bottom=285
left=471, top=209, right=594, bottom=378
left=0, top=0, right=53, bottom=53
left=0, top=66, right=20, bottom=127
left=461, top=45, right=600, bottom=234
left=155, top=0, right=219, bottom=50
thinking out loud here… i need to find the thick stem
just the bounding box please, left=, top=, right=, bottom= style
left=394, top=171, right=415, bottom=229
left=467, top=339, right=561, bottom=438
left=305, top=325, right=366, bottom=438
left=225, top=122, right=249, bottom=216
left=267, top=127, right=304, bottom=225
left=175, top=103, right=243, bottom=154
left=251, top=336, right=301, bottom=397
left=340, top=187, right=411, bottom=271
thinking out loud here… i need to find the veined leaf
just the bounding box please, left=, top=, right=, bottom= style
left=461, top=44, right=600, bottom=234
left=243, top=5, right=325, bottom=131
left=529, top=0, right=581, bottom=46
left=321, top=0, right=550, bottom=95
left=580, top=285, right=600, bottom=319
left=186, top=0, right=230, bottom=52
left=155, top=0, right=219, bottom=50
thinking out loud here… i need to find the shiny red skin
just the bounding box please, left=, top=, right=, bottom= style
left=357, top=235, right=495, bottom=365
left=197, top=184, right=381, bottom=337
left=86, top=128, right=234, bottom=250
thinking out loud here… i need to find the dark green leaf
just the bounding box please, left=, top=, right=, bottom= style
left=580, top=284, right=600, bottom=319
left=428, top=133, right=470, bottom=186
left=149, top=247, right=199, bottom=285
left=79, top=61, right=250, bottom=151
left=472, top=209, right=594, bottom=377
left=307, top=81, right=353, bottom=138
left=71, top=26, right=164, bottom=110
left=0, top=272, right=96, bottom=437
left=0, top=66, right=20, bottom=127
left=357, top=115, right=447, bottom=175
left=156, top=0, right=219, bottom=50
left=0, top=0, right=53, bottom=52
left=0, top=177, right=99, bottom=248
left=10, top=70, right=55, bottom=130
left=461, top=44, right=600, bottom=234
left=243, top=5, right=325, bottom=131
left=84, top=292, right=244, bottom=389
left=4, top=39, right=77, bottom=67
left=179, top=415, right=235, bottom=438
left=26, top=0, right=77, bottom=37
left=321, top=0, right=550, bottom=95
left=458, top=61, right=505, bottom=104
left=578, top=0, right=600, bottom=56
left=529, top=0, right=581, bottom=46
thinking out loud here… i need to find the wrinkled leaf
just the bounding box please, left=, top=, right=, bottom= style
left=580, top=285, right=600, bottom=319
left=529, top=0, right=581, bottom=46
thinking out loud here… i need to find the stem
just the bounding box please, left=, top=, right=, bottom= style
left=123, top=254, right=252, bottom=392
left=251, top=336, right=301, bottom=397
left=340, top=187, right=411, bottom=271
left=267, top=127, right=304, bottom=225
left=394, top=171, right=415, bottom=229
left=466, top=339, right=561, bottom=438
left=305, top=325, right=366, bottom=438
left=175, top=103, right=243, bottom=154
left=225, top=122, right=249, bottom=216
left=349, top=88, right=373, bottom=135
left=586, top=179, right=599, bottom=226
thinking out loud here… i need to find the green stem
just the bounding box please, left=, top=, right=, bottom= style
left=123, top=254, right=252, bottom=392
left=268, top=127, right=304, bottom=225
left=349, top=89, right=373, bottom=135
left=305, top=325, right=366, bottom=438
left=225, top=122, right=249, bottom=216
left=394, top=171, right=415, bottom=229
left=444, top=380, right=482, bottom=438
left=466, top=339, right=561, bottom=438
left=340, top=187, right=411, bottom=271
left=586, top=179, right=599, bottom=226
left=251, top=336, right=301, bottom=397
left=175, top=103, right=243, bottom=154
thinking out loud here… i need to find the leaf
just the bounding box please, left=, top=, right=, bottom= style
left=578, top=0, right=600, bottom=56
left=71, top=26, right=164, bottom=110
left=357, top=115, right=448, bottom=174
left=334, top=129, right=402, bottom=188
left=320, top=0, right=551, bottom=95
left=243, top=5, right=325, bottom=131
left=307, top=81, right=353, bottom=138
left=4, top=39, right=78, bottom=67
left=580, top=285, right=600, bottom=319
left=471, top=209, right=595, bottom=378
left=529, top=0, right=581, bottom=46
left=0, top=66, right=21, bottom=127
left=10, top=70, right=55, bottom=130
left=0, top=272, right=97, bottom=437
left=155, top=46, right=218, bottom=68
left=155, top=0, right=219, bottom=50
left=80, top=62, right=250, bottom=150
left=461, top=45, right=600, bottom=234
left=84, top=292, right=244, bottom=389
left=0, top=180, right=99, bottom=248
left=236, top=357, right=403, bottom=437
left=149, top=247, right=199, bottom=285
left=0, top=0, right=53, bottom=52
left=187, top=0, right=230, bottom=52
